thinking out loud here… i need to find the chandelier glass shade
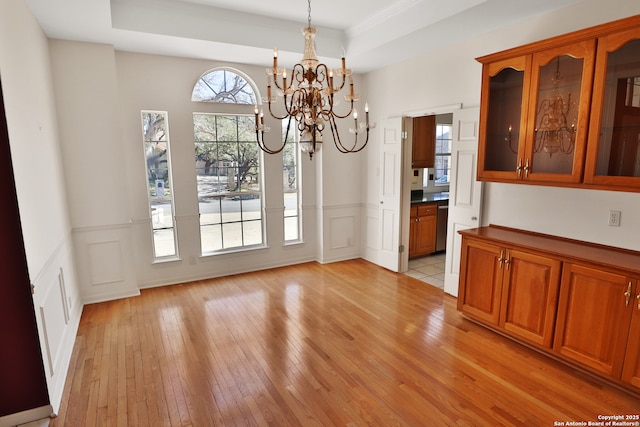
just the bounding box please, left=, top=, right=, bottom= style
left=254, top=0, right=374, bottom=159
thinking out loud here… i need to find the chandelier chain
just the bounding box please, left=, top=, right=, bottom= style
left=307, top=0, right=312, bottom=29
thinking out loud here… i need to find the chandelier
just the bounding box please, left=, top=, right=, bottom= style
left=533, top=57, right=577, bottom=157
left=254, top=0, right=374, bottom=159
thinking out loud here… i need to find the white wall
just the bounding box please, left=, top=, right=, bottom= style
left=0, top=0, right=82, bottom=417
left=49, top=45, right=367, bottom=300
left=363, top=0, right=640, bottom=255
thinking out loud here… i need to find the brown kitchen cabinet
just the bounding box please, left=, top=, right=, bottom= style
left=477, top=40, right=595, bottom=184
left=458, top=238, right=503, bottom=325
left=458, top=232, right=561, bottom=346
left=584, top=27, right=640, bottom=188
left=457, top=225, right=640, bottom=394
left=409, top=203, right=436, bottom=258
left=477, top=55, right=531, bottom=182
left=499, top=249, right=561, bottom=347
left=622, top=283, right=640, bottom=389
left=477, top=14, right=640, bottom=192
left=411, top=115, right=435, bottom=169
left=554, top=264, right=634, bottom=378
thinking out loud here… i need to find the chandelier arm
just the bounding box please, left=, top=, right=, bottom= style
left=328, top=115, right=369, bottom=154
left=329, top=102, right=355, bottom=119
left=256, top=130, right=286, bottom=154
left=265, top=97, right=293, bottom=121
left=331, top=72, right=347, bottom=93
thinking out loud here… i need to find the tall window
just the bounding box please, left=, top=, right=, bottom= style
left=141, top=111, right=178, bottom=259
left=192, top=69, right=263, bottom=253
left=282, top=120, right=301, bottom=242
left=194, top=114, right=262, bottom=253
left=435, top=123, right=452, bottom=186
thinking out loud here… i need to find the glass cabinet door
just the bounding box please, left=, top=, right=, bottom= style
left=477, top=56, right=531, bottom=180
left=585, top=29, right=640, bottom=188
left=524, top=41, right=595, bottom=183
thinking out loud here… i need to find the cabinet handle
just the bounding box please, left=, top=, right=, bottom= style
left=524, top=159, right=530, bottom=178
left=624, top=282, right=632, bottom=306
left=504, top=251, right=511, bottom=270
left=636, top=294, right=640, bottom=311
left=516, top=159, right=523, bottom=178
left=498, top=250, right=505, bottom=269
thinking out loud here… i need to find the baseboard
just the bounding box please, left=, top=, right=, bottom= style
left=0, top=405, right=53, bottom=427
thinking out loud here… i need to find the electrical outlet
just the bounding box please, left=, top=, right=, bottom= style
left=608, top=210, right=621, bottom=227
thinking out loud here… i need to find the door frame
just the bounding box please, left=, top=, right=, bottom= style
left=399, top=104, right=462, bottom=273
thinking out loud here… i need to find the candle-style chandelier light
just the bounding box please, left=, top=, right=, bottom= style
left=254, top=0, right=374, bottom=159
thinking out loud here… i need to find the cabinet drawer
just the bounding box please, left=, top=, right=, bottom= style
left=417, top=204, right=436, bottom=216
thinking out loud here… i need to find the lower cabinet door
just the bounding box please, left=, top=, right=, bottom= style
left=414, top=214, right=436, bottom=256
left=622, top=280, right=640, bottom=390
left=457, top=238, right=504, bottom=325
left=499, top=249, right=561, bottom=348
left=554, top=263, right=634, bottom=378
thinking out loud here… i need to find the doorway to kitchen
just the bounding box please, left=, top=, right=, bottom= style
left=403, top=112, right=452, bottom=289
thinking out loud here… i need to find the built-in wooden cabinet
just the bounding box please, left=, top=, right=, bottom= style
left=411, top=115, right=435, bottom=169
left=477, top=14, right=640, bottom=192
left=554, top=264, right=634, bottom=378
left=457, top=226, right=640, bottom=395
left=409, top=203, right=436, bottom=258
left=458, top=238, right=503, bottom=324
left=622, top=285, right=640, bottom=389
left=585, top=28, right=640, bottom=188
left=458, top=235, right=561, bottom=345
left=499, top=249, right=561, bottom=348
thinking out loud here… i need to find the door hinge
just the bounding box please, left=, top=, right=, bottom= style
left=399, top=245, right=405, bottom=253
left=401, top=131, right=408, bottom=140
left=31, top=283, right=35, bottom=295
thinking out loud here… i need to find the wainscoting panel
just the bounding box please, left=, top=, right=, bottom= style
left=30, top=236, right=83, bottom=414
left=73, top=224, right=138, bottom=304
left=330, top=216, right=355, bottom=249
left=39, top=276, right=68, bottom=376
left=319, top=204, right=361, bottom=264
left=88, top=240, right=123, bottom=285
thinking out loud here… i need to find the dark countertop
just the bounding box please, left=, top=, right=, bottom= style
left=411, top=190, right=449, bottom=204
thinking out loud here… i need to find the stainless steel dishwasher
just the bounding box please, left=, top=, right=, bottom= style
left=436, top=200, right=448, bottom=252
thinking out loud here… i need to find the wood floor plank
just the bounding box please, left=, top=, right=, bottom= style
left=51, top=259, right=639, bottom=426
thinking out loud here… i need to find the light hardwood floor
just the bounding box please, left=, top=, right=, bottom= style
left=52, top=259, right=639, bottom=426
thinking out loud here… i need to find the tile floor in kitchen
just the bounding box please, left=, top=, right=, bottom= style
left=405, top=252, right=446, bottom=289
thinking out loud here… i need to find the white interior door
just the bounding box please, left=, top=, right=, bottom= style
left=378, top=117, right=404, bottom=272
left=444, top=107, right=483, bottom=296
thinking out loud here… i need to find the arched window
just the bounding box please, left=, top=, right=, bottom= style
left=192, top=68, right=265, bottom=253
left=192, top=69, right=257, bottom=104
